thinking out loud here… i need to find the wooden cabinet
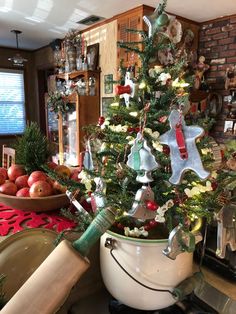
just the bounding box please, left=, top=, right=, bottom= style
left=46, top=70, right=100, bottom=166
left=117, top=5, right=154, bottom=70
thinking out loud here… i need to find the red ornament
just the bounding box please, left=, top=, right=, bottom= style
left=144, top=224, right=151, bottom=231
left=115, top=84, right=132, bottom=95
left=149, top=220, right=158, bottom=228
left=211, top=181, right=218, bottom=191
left=98, top=116, right=105, bottom=126
left=127, top=127, right=134, bottom=133
left=146, top=200, right=159, bottom=211
left=117, top=223, right=124, bottom=229
left=163, top=146, right=170, bottom=155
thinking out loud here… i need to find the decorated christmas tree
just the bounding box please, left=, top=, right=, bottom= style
left=58, top=0, right=235, bottom=259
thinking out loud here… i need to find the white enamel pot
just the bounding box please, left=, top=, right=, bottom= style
left=100, top=230, right=193, bottom=310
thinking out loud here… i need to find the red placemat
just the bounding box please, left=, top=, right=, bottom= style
left=0, top=203, right=76, bottom=236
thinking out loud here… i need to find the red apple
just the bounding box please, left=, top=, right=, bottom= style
left=15, top=175, right=29, bottom=189
left=46, top=161, right=58, bottom=170
left=0, top=182, right=17, bottom=195
left=7, top=164, right=26, bottom=181
left=54, top=165, right=71, bottom=177
left=28, top=171, right=48, bottom=187
left=0, top=174, right=6, bottom=185
left=16, top=187, right=30, bottom=197
left=70, top=168, right=81, bottom=182
left=52, top=180, right=67, bottom=194
left=29, top=180, right=53, bottom=197
left=0, top=167, right=8, bottom=180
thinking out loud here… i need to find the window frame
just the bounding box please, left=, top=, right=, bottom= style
left=0, top=67, right=27, bottom=137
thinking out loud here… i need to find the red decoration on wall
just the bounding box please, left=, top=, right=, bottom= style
left=0, top=203, right=76, bottom=236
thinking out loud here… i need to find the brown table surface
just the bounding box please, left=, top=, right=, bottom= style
left=193, top=263, right=236, bottom=300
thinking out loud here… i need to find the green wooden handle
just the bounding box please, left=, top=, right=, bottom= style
left=173, top=272, right=204, bottom=301
left=72, top=207, right=116, bottom=257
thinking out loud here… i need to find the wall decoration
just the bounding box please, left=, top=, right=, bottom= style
left=104, top=74, right=113, bottom=94
left=87, top=43, right=99, bottom=71
left=101, top=97, right=113, bottom=116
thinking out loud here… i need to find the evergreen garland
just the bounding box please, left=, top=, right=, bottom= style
left=47, top=91, right=74, bottom=116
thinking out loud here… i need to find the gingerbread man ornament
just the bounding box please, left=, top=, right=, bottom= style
left=159, top=109, right=210, bottom=185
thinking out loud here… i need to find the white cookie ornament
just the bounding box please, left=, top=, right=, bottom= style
left=159, top=110, right=210, bottom=185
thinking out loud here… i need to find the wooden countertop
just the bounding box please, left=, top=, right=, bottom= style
left=194, top=263, right=236, bottom=300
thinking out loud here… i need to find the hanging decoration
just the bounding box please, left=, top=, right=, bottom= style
left=47, top=91, right=72, bottom=117
left=127, top=132, right=159, bottom=183
left=127, top=185, right=157, bottom=221
left=155, top=199, right=174, bottom=223
left=115, top=72, right=136, bottom=107
left=159, top=109, right=210, bottom=185
left=143, top=0, right=169, bottom=37
left=216, top=203, right=236, bottom=259
left=87, top=177, right=107, bottom=213
left=83, top=139, right=94, bottom=171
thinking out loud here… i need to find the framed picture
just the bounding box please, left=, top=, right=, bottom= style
left=87, top=43, right=99, bottom=71
left=104, top=74, right=113, bottom=94
left=101, top=97, right=113, bottom=116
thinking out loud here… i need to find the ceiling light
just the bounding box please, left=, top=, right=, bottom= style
left=8, top=30, right=28, bottom=67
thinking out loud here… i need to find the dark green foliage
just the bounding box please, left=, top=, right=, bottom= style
left=47, top=91, right=75, bottom=116
left=14, top=122, right=51, bottom=173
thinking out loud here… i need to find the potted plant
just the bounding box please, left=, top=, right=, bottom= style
left=49, top=1, right=230, bottom=310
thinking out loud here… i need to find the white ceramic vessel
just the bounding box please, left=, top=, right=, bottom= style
left=100, top=230, right=193, bottom=310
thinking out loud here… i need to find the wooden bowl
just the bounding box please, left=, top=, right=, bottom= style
left=0, top=193, right=70, bottom=212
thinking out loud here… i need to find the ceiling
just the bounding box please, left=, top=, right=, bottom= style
left=0, top=0, right=236, bottom=51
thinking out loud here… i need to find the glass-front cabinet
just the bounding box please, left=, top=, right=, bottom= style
left=46, top=71, right=100, bottom=167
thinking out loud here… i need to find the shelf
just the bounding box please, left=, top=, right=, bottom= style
left=57, top=70, right=100, bottom=80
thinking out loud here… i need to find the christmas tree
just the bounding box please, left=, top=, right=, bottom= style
left=61, top=0, right=235, bottom=254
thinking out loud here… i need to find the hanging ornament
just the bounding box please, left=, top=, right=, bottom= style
left=98, top=116, right=105, bottom=126
left=127, top=185, right=157, bottom=221
left=162, top=224, right=197, bottom=260
left=155, top=199, right=174, bottom=223
left=66, top=190, right=92, bottom=223
left=216, top=203, right=236, bottom=259
left=127, top=132, right=159, bottom=183
left=115, top=72, right=136, bottom=107
left=87, top=177, right=107, bottom=213
left=83, top=139, right=94, bottom=171
left=143, top=1, right=169, bottom=38
left=146, top=200, right=159, bottom=211
left=159, top=109, right=210, bottom=185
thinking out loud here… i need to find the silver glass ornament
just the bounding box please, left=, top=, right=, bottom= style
left=159, top=110, right=210, bottom=185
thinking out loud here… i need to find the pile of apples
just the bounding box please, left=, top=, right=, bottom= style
left=0, top=162, right=80, bottom=198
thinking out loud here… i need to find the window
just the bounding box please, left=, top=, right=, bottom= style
left=0, top=68, right=26, bottom=135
